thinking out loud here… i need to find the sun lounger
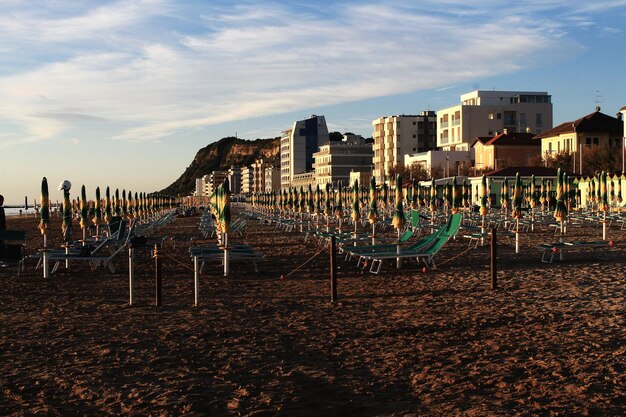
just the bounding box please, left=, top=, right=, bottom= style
left=537, top=240, right=614, bottom=263
left=358, top=214, right=462, bottom=274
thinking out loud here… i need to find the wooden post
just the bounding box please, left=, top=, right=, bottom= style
left=330, top=235, right=337, bottom=302
left=194, top=256, right=199, bottom=306
left=490, top=227, right=497, bottom=290
left=154, top=244, right=162, bottom=306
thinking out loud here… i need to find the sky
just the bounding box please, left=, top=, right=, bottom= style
left=1, top=0, right=625, bottom=204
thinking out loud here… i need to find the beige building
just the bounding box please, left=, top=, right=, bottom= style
left=535, top=108, right=623, bottom=174
left=204, top=171, right=227, bottom=196
left=241, top=167, right=253, bottom=195
left=291, top=172, right=315, bottom=190
left=251, top=158, right=269, bottom=194
left=437, top=90, right=553, bottom=152
left=264, top=166, right=281, bottom=192
left=349, top=170, right=372, bottom=189
left=472, top=131, right=541, bottom=171
left=372, top=111, right=437, bottom=184
left=227, top=166, right=241, bottom=195
left=313, top=135, right=373, bottom=186
left=280, top=115, right=329, bottom=189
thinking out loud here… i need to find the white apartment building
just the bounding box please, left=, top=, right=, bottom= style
left=241, top=167, right=253, bottom=195
left=372, top=111, right=437, bottom=184
left=280, top=115, right=329, bottom=189
left=251, top=158, right=269, bottom=194
left=313, top=135, right=373, bottom=186
left=194, top=177, right=205, bottom=197
left=264, top=166, right=281, bottom=192
left=227, top=166, right=241, bottom=195
left=436, top=90, right=553, bottom=152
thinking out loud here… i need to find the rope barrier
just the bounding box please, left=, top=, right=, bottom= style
left=282, top=245, right=327, bottom=279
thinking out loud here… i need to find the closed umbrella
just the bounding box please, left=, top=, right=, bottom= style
left=104, top=186, right=112, bottom=224
left=617, top=175, right=623, bottom=204
left=39, top=177, right=51, bottom=278
left=336, top=181, right=344, bottom=232
left=368, top=177, right=378, bottom=244
left=529, top=175, right=537, bottom=231
left=600, top=171, right=609, bottom=240
left=93, top=186, right=102, bottom=235
left=352, top=179, right=360, bottom=237
left=512, top=173, right=523, bottom=253
left=392, top=174, right=405, bottom=268
left=451, top=176, right=458, bottom=214
left=59, top=180, right=73, bottom=244
left=80, top=185, right=88, bottom=243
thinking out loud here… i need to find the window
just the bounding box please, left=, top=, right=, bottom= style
left=497, top=113, right=502, bottom=120
left=488, top=113, right=494, bottom=120
left=413, top=134, right=416, bottom=138
left=536, top=113, right=542, bottom=126
left=520, top=113, right=526, bottom=126
left=586, top=137, right=592, bottom=145
left=593, top=137, right=599, bottom=145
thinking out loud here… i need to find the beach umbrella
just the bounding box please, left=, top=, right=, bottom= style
left=121, top=190, right=128, bottom=218
left=540, top=178, right=547, bottom=210
left=451, top=176, right=458, bottom=214
left=480, top=174, right=488, bottom=216
left=462, top=179, right=469, bottom=208
left=104, top=187, right=112, bottom=223
left=335, top=181, right=344, bottom=219
left=59, top=180, right=73, bottom=244
left=134, top=192, right=140, bottom=219
left=554, top=168, right=567, bottom=222
left=411, top=179, right=418, bottom=209
left=529, top=175, right=537, bottom=209
left=80, top=185, right=88, bottom=237
left=429, top=178, right=437, bottom=213
left=381, top=182, right=389, bottom=211
left=392, top=175, right=405, bottom=230
left=39, top=177, right=52, bottom=278
left=600, top=171, right=609, bottom=212
left=618, top=175, right=623, bottom=204
left=314, top=184, right=321, bottom=215
left=351, top=179, right=360, bottom=223
left=501, top=177, right=509, bottom=209
left=300, top=186, right=306, bottom=214
left=114, top=188, right=120, bottom=216
left=610, top=177, right=615, bottom=206
left=93, top=187, right=102, bottom=228
left=324, top=183, right=332, bottom=216
left=127, top=191, right=134, bottom=219
left=512, top=173, right=523, bottom=219
left=221, top=179, right=231, bottom=233
left=368, top=176, right=378, bottom=224
left=39, top=177, right=50, bottom=236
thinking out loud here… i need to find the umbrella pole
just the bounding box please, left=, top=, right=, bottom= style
left=372, top=223, right=376, bottom=245
left=224, top=233, right=229, bottom=277
left=43, top=235, right=49, bottom=279
left=396, top=228, right=402, bottom=269
left=129, top=247, right=134, bottom=306
left=531, top=208, right=535, bottom=232
left=603, top=212, right=607, bottom=240
left=560, top=220, right=565, bottom=261
left=194, top=255, right=199, bottom=306
left=515, top=218, right=520, bottom=254
left=481, top=215, right=486, bottom=247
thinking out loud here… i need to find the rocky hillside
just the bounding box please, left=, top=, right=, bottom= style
left=161, top=136, right=280, bottom=196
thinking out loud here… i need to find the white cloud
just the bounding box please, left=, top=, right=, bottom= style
left=0, top=1, right=622, bottom=145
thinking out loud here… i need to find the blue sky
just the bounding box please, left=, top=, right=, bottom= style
left=1, top=0, right=625, bottom=204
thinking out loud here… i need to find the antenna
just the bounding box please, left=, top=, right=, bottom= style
left=594, top=90, right=603, bottom=109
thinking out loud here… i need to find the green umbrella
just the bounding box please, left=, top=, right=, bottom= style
left=335, top=181, right=344, bottom=219
left=104, top=187, right=112, bottom=223
left=381, top=182, right=389, bottom=210
left=618, top=175, right=623, bottom=204
left=368, top=177, right=378, bottom=224
left=93, top=187, right=102, bottom=227
left=300, top=186, right=306, bottom=214
left=501, top=178, right=509, bottom=209
left=411, top=179, right=418, bottom=209
left=324, top=183, right=332, bottom=216
left=60, top=183, right=73, bottom=243
left=512, top=173, right=523, bottom=219
left=462, top=179, right=469, bottom=208
left=121, top=190, right=128, bottom=218
left=529, top=175, right=537, bottom=208
left=351, top=179, right=360, bottom=223
left=554, top=168, right=567, bottom=222
left=392, top=175, right=405, bottom=230
left=600, top=171, right=609, bottom=212
left=480, top=174, right=488, bottom=216
left=127, top=191, right=134, bottom=219
left=314, top=184, right=321, bottom=215
left=39, top=177, right=50, bottom=236
left=429, top=178, right=437, bottom=213
left=80, top=185, right=88, bottom=231
left=451, top=177, right=458, bottom=214
left=221, top=178, right=231, bottom=233
left=308, top=184, right=314, bottom=213
left=114, top=188, right=120, bottom=216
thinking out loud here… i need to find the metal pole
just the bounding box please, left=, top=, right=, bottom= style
left=194, top=256, right=199, bottom=306
left=330, top=235, right=337, bottom=302
left=490, top=227, right=497, bottom=290
left=154, top=244, right=162, bottom=307
left=129, top=247, right=134, bottom=306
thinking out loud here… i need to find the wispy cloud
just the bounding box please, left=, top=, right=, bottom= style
left=0, top=0, right=623, bottom=145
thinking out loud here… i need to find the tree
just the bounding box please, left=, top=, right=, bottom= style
left=544, top=151, right=573, bottom=172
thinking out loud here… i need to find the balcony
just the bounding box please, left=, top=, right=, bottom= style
left=451, top=119, right=460, bottom=126
left=440, top=121, right=449, bottom=129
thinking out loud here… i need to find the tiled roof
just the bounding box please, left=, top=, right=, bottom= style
left=534, top=110, right=623, bottom=139
left=485, top=166, right=562, bottom=177
left=472, top=132, right=539, bottom=148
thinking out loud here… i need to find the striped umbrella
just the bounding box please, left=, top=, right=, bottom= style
left=127, top=191, right=134, bottom=219
left=618, top=175, right=623, bottom=204
left=610, top=177, right=615, bottom=206
left=80, top=185, right=88, bottom=231
left=480, top=174, right=488, bottom=216
left=39, top=177, right=50, bottom=235
left=60, top=182, right=73, bottom=243
left=600, top=171, right=609, bottom=212
left=300, top=186, right=306, bottom=214
left=104, top=187, right=112, bottom=223
left=335, top=181, right=344, bottom=219
left=501, top=177, right=509, bottom=209
left=512, top=172, right=523, bottom=219
left=93, top=187, right=102, bottom=227
left=554, top=168, right=567, bottom=222
left=368, top=176, right=378, bottom=224
left=451, top=177, right=458, bottom=214
left=392, top=175, right=405, bottom=230
left=121, top=190, right=128, bottom=218
left=314, top=184, right=322, bottom=215
left=381, top=182, right=389, bottom=210
left=307, top=184, right=314, bottom=213
left=540, top=178, right=546, bottom=208
left=429, top=178, right=437, bottom=213
left=462, top=179, right=469, bottom=208
left=529, top=175, right=537, bottom=209
left=324, top=183, right=332, bottom=216
left=114, top=188, right=120, bottom=217
left=221, top=178, right=231, bottom=233
left=351, top=179, right=360, bottom=223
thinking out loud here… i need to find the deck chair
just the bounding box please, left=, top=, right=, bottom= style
left=191, top=243, right=265, bottom=273
left=360, top=214, right=462, bottom=274
left=46, top=220, right=136, bottom=273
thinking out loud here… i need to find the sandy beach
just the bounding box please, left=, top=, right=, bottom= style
left=1, top=209, right=625, bottom=416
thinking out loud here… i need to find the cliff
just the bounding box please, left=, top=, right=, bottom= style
left=161, top=136, right=280, bottom=196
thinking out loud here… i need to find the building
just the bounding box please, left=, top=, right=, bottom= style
left=291, top=172, right=315, bottom=190
left=227, top=166, right=241, bottom=195
left=372, top=111, right=437, bottom=183
left=194, top=177, right=205, bottom=197
left=436, top=90, right=553, bottom=152
left=534, top=107, right=623, bottom=174
left=471, top=130, right=541, bottom=171
left=206, top=171, right=228, bottom=195
left=264, top=166, right=281, bottom=192
left=313, top=135, right=373, bottom=186
left=349, top=170, right=372, bottom=189
left=404, top=150, right=471, bottom=178
left=251, top=158, right=269, bottom=194
left=241, top=167, right=253, bottom=195
left=280, top=115, right=329, bottom=189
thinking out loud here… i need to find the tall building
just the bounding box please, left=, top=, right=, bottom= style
left=372, top=111, right=437, bottom=183
left=280, top=115, right=329, bottom=189
left=436, top=90, right=553, bottom=152
left=264, top=166, right=281, bottom=192
left=251, top=158, right=269, bottom=194
left=227, top=166, right=241, bottom=195
left=313, top=135, right=373, bottom=186
left=241, top=167, right=253, bottom=195
left=206, top=171, right=227, bottom=195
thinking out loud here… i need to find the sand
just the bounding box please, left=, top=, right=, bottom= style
left=1, top=209, right=625, bottom=416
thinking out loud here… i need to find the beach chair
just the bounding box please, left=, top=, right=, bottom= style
left=358, top=214, right=462, bottom=274
left=190, top=244, right=265, bottom=273
left=0, top=230, right=27, bottom=276
left=537, top=240, right=614, bottom=264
